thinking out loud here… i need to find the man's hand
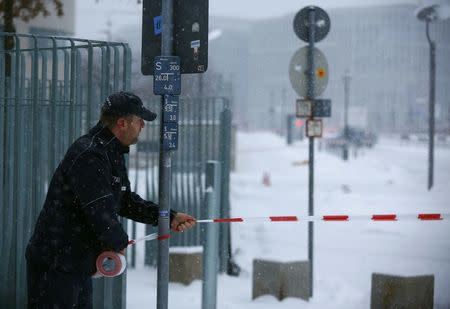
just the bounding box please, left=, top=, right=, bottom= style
left=171, top=212, right=196, bottom=232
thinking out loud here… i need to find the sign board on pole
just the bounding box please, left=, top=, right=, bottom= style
left=306, top=119, right=323, bottom=138
left=293, top=6, right=330, bottom=43
left=296, top=99, right=332, bottom=118
left=296, top=99, right=312, bottom=117
left=289, top=46, right=329, bottom=98
left=153, top=56, right=181, bottom=95
left=313, top=99, right=331, bottom=117
left=142, top=0, right=209, bottom=75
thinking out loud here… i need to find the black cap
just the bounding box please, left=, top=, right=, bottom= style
left=101, top=91, right=157, bottom=121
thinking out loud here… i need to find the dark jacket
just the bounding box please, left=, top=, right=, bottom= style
left=26, top=122, right=174, bottom=276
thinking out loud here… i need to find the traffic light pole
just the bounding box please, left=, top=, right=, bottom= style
left=157, top=0, right=174, bottom=308
left=307, top=7, right=316, bottom=299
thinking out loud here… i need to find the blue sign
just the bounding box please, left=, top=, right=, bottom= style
left=163, top=96, right=179, bottom=123
left=153, top=56, right=181, bottom=95
left=153, top=16, right=162, bottom=35
left=163, top=122, right=178, bottom=151
left=312, top=99, right=332, bottom=118
left=190, top=40, right=200, bottom=48
left=159, top=210, right=169, bottom=218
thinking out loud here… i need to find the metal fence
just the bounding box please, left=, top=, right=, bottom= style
left=128, top=97, right=232, bottom=271
left=0, top=32, right=233, bottom=308
left=0, top=32, right=131, bottom=309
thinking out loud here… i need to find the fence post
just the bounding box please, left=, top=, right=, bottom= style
left=219, top=105, right=231, bottom=273
left=287, top=114, right=294, bottom=145
left=202, top=161, right=221, bottom=309
left=219, top=104, right=239, bottom=275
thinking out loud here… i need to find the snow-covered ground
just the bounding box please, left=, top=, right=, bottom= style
left=127, top=132, right=450, bottom=308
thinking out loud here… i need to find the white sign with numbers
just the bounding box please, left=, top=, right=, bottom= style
left=306, top=119, right=323, bottom=138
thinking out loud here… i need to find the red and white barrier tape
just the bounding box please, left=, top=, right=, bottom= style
left=197, top=213, right=448, bottom=223
left=93, top=212, right=447, bottom=278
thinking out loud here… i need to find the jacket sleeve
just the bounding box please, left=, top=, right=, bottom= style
left=118, top=190, right=178, bottom=225
left=66, top=152, right=129, bottom=252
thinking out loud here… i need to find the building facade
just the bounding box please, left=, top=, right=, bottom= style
left=211, top=4, right=450, bottom=134
left=6, top=0, right=75, bottom=36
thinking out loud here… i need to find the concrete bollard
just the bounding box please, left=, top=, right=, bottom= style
left=282, top=261, right=311, bottom=300
left=169, top=247, right=203, bottom=285
left=252, top=259, right=310, bottom=301
left=370, top=273, right=434, bottom=309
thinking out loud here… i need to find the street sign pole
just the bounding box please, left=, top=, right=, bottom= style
left=307, top=7, right=315, bottom=299
left=415, top=4, right=447, bottom=191
left=291, top=5, right=330, bottom=300
left=157, top=0, right=174, bottom=308
left=145, top=1, right=207, bottom=306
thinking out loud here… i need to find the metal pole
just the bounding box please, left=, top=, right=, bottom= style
left=426, top=20, right=435, bottom=190
left=307, top=7, right=315, bottom=299
left=269, top=90, right=275, bottom=132
left=219, top=107, right=235, bottom=274
left=281, top=88, right=287, bottom=135
left=202, top=161, right=221, bottom=309
left=343, top=70, right=351, bottom=161
left=287, top=114, right=293, bottom=145
left=157, top=0, right=174, bottom=308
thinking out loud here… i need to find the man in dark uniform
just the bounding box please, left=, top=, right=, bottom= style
left=26, top=91, right=196, bottom=308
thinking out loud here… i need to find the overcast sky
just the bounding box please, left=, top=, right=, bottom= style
left=75, top=0, right=439, bottom=40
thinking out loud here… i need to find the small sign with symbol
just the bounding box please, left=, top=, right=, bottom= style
left=306, top=119, right=323, bottom=138
left=159, top=210, right=170, bottom=218
left=153, top=16, right=162, bottom=35
left=296, top=99, right=331, bottom=118
left=293, top=6, right=330, bottom=43
left=296, top=99, right=313, bottom=117
left=312, top=99, right=331, bottom=118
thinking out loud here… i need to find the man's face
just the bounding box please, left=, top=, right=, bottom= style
left=122, top=115, right=145, bottom=145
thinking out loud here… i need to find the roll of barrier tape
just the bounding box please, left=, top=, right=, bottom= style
left=92, top=234, right=159, bottom=278
left=94, top=251, right=127, bottom=278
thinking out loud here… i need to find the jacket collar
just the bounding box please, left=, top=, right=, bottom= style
left=89, top=122, right=130, bottom=154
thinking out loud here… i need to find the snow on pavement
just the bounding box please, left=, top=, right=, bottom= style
left=127, top=132, right=450, bottom=308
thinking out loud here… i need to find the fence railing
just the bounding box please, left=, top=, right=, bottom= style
left=0, top=32, right=131, bottom=309
left=1, top=32, right=233, bottom=308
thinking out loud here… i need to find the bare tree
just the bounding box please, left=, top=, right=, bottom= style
left=0, top=0, right=63, bottom=32
left=0, top=0, right=64, bottom=76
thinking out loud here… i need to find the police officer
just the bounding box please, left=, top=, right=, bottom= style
left=26, top=91, right=196, bottom=308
